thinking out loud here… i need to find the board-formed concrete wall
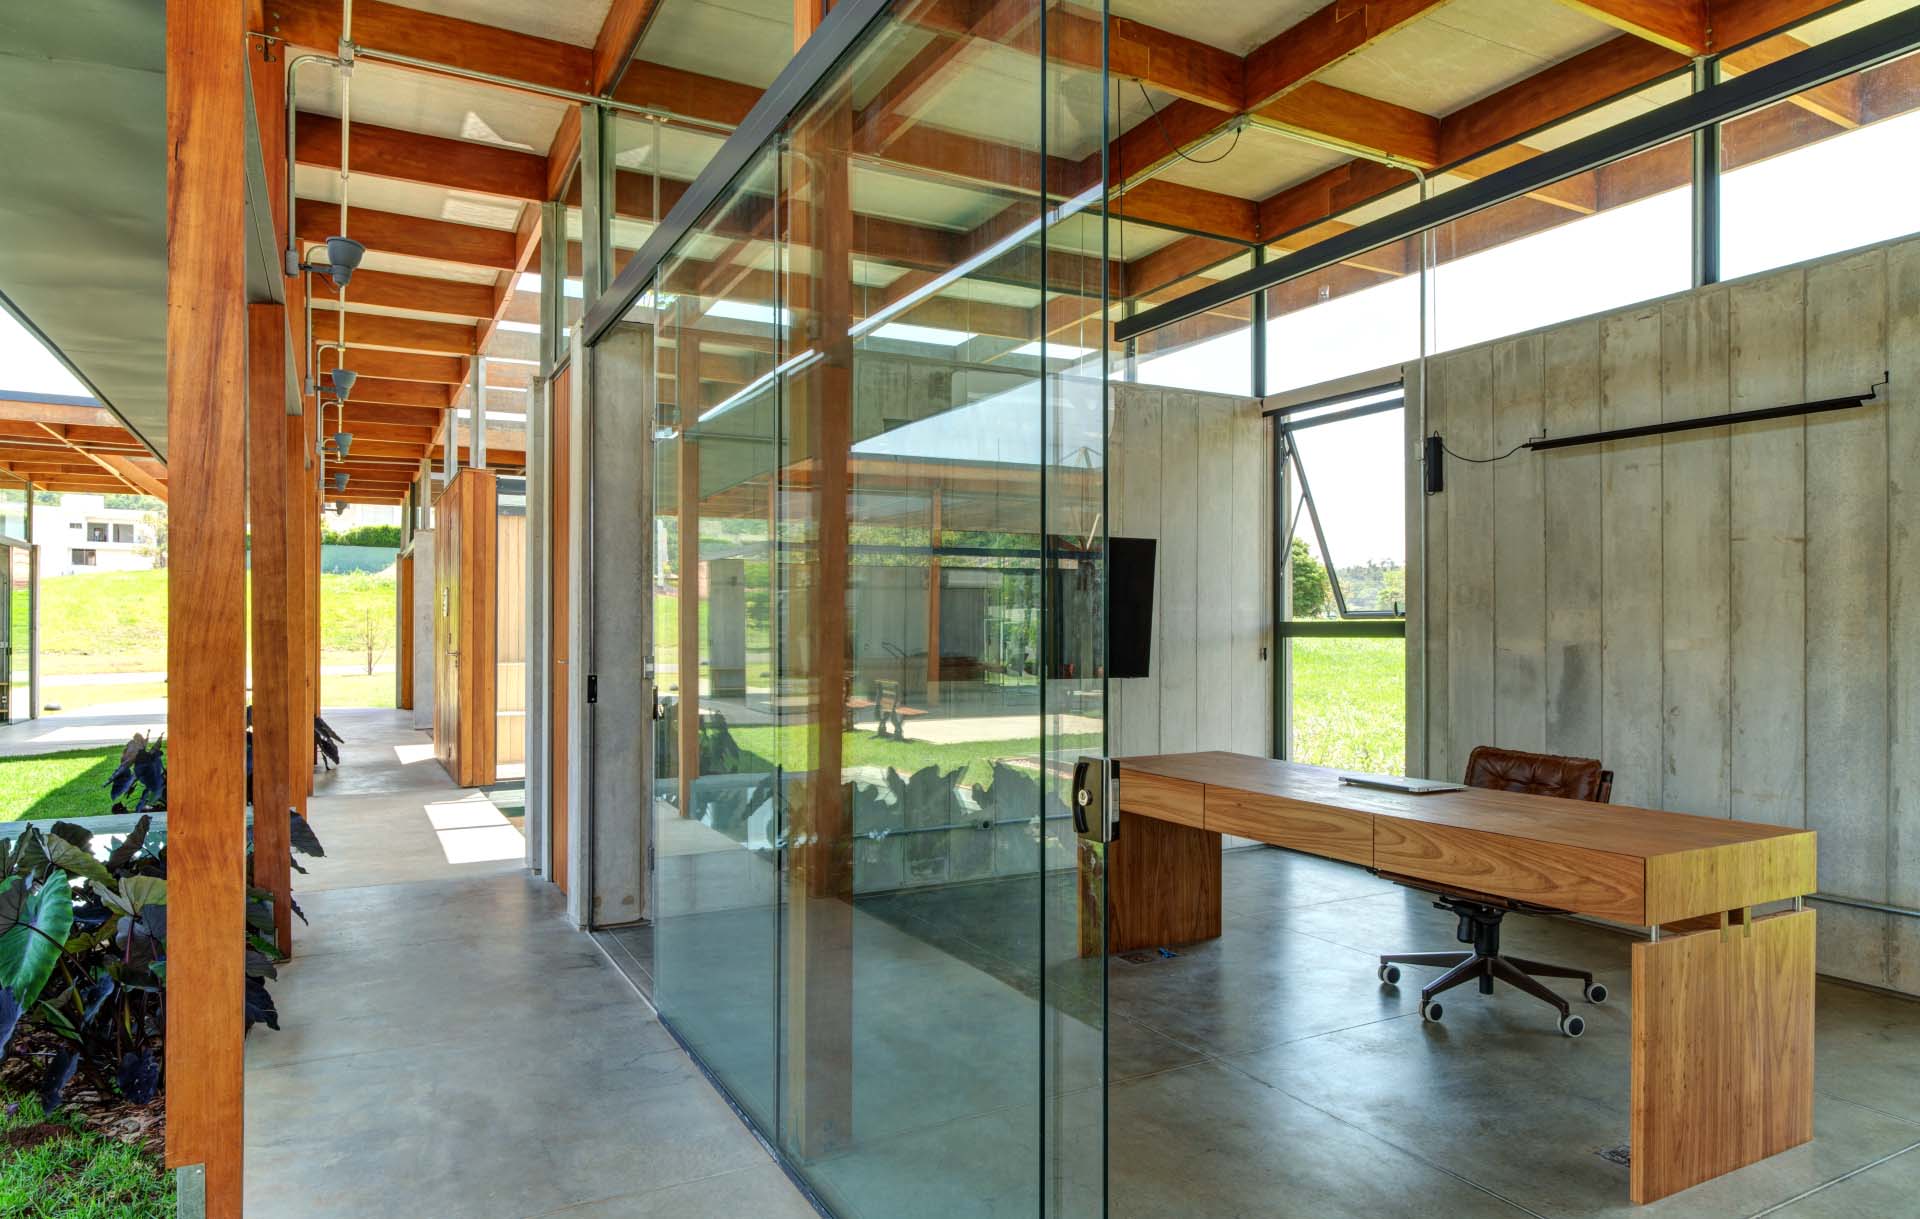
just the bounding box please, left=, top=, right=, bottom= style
left=1108, top=384, right=1272, bottom=761
left=1411, top=234, right=1920, bottom=994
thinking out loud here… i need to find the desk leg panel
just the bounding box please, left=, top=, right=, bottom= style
left=1629, top=909, right=1816, bottom=1204
left=1086, top=812, right=1222, bottom=955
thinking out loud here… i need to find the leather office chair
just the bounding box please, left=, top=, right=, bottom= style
left=1377, top=746, right=1615, bottom=1037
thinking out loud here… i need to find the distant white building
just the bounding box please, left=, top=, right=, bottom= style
left=37, top=494, right=160, bottom=576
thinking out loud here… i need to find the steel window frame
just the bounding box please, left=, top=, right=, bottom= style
left=1115, top=4, right=1920, bottom=344
left=578, top=0, right=896, bottom=344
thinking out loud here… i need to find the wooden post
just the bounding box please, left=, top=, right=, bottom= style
left=676, top=336, right=702, bottom=815
left=245, top=31, right=311, bottom=832
left=164, top=0, right=249, bottom=1210
left=247, top=304, right=295, bottom=957
left=782, top=77, right=856, bottom=1161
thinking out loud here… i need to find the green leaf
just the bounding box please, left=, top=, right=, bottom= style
left=0, top=872, right=75, bottom=1008
left=46, top=836, right=113, bottom=887
left=120, top=875, right=166, bottom=914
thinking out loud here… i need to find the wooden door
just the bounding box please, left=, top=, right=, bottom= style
left=550, top=366, right=572, bottom=893
left=397, top=552, right=414, bottom=710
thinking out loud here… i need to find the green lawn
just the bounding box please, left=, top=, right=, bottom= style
left=1289, top=636, right=1407, bottom=773
left=0, top=746, right=120, bottom=823
left=25, top=567, right=399, bottom=710
left=724, top=725, right=1101, bottom=788
left=0, top=1091, right=171, bottom=1218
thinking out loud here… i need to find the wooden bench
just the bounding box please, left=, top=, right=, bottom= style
left=873, top=680, right=926, bottom=740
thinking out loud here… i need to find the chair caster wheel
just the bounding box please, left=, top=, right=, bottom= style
left=1560, top=1014, right=1585, bottom=1038
left=1421, top=1000, right=1443, bottom=1023
left=1378, top=964, right=1401, bottom=985
left=1584, top=981, right=1607, bottom=1005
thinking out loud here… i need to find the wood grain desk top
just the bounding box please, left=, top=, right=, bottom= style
left=1115, top=751, right=1817, bottom=925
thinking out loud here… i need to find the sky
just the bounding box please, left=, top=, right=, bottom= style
left=0, top=304, right=90, bottom=399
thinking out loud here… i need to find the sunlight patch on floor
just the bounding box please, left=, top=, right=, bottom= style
left=391, top=742, right=437, bottom=765
left=424, top=795, right=525, bottom=863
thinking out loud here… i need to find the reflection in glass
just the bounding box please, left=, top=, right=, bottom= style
left=641, top=2, right=1108, bottom=1213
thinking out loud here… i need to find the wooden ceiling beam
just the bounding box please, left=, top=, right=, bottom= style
left=1721, top=33, right=1863, bottom=128
left=327, top=268, right=496, bottom=318
left=98, top=454, right=170, bottom=501
left=1553, top=1, right=1709, bottom=55
left=293, top=113, right=546, bottom=201
left=264, top=0, right=593, bottom=96
left=335, top=376, right=453, bottom=409
left=310, top=304, right=477, bottom=354
left=1437, top=34, right=1688, bottom=165
left=593, top=0, right=668, bottom=96
left=315, top=348, right=464, bottom=384
left=1244, top=0, right=1452, bottom=113
left=1252, top=82, right=1441, bottom=167
left=295, top=199, right=518, bottom=271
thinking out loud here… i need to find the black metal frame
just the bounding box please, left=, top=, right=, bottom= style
left=1278, top=391, right=1407, bottom=623
left=578, top=0, right=896, bottom=345
left=1115, top=4, right=1920, bottom=344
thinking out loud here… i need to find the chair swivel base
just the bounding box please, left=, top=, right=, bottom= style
left=1377, top=899, right=1606, bottom=1038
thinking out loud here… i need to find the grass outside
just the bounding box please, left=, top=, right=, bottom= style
left=0, top=746, right=120, bottom=823
left=725, top=725, right=1101, bottom=788
left=24, top=568, right=398, bottom=711
left=0, top=1091, right=171, bottom=1218
left=1289, top=635, right=1407, bottom=774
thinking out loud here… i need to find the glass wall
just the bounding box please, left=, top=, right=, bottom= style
left=636, top=4, right=1109, bottom=1215
left=1721, top=34, right=1920, bottom=278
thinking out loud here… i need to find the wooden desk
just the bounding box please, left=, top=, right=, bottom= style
left=1085, top=751, right=1819, bottom=1205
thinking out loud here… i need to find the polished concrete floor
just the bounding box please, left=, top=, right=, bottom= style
left=242, top=709, right=815, bottom=1219
left=611, top=842, right=1920, bottom=1219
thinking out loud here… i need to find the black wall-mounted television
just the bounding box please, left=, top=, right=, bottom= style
left=1046, top=535, right=1157, bottom=681
left=1107, top=536, right=1156, bottom=679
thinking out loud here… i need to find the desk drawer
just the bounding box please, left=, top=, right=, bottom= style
left=1374, top=817, right=1645, bottom=923
left=1117, top=770, right=1205, bottom=828
left=1205, top=788, right=1372, bottom=865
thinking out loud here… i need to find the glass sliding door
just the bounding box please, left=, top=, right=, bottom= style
left=631, top=0, right=1112, bottom=1213
left=650, top=145, right=788, bottom=1134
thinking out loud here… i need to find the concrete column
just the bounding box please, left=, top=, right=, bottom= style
left=707, top=557, right=747, bottom=700
left=567, top=321, right=653, bottom=928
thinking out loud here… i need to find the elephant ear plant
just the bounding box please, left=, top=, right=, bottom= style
left=0, top=796, right=326, bottom=1112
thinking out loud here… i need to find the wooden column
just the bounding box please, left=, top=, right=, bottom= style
left=247, top=304, right=295, bottom=957
left=676, top=337, right=702, bottom=814
left=782, top=81, right=856, bottom=1160
left=245, top=28, right=311, bottom=820
left=164, top=0, right=248, bottom=1210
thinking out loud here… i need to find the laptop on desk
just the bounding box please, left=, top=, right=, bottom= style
left=1338, top=773, right=1467, bottom=795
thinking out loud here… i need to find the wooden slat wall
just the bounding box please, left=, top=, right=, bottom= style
left=1109, top=384, right=1270, bottom=761
left=1418, top=234, right=1920, bottom=993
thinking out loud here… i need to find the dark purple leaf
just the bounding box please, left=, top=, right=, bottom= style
left=117, top=1049, right=160, bottom=1104
left=40, top=1047, right=78, bottom=1111
left=244, top=976, right=279, bottom=1033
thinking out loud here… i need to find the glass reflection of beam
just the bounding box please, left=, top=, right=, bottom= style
left=696, top=347, right=822, bottom=424
left=846, top=184, right=1104, bottom=341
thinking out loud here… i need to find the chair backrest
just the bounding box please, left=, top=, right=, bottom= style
left=1463, top=745, right=1611, bottom=803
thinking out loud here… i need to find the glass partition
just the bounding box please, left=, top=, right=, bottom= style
left=636, top=1, right=1110, bottom=1213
